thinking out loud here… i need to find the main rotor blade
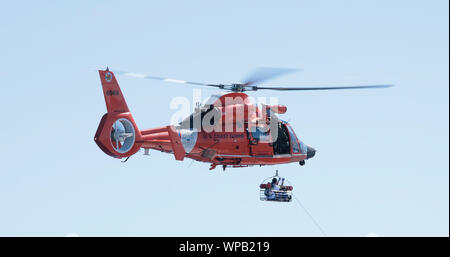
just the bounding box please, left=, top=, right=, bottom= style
left=253, top=84, right=393, bottom=91
left=114, top=70, right=224, bottom=88
left=242, top=67, right=299, bottom=86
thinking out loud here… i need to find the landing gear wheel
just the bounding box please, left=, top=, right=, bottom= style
left=299, top=160, right=305, bottom=166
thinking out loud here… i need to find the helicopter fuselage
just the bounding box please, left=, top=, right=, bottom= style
left=137, top=92, right=316, bottom=169
left=94, top=70, right=316, bottom=169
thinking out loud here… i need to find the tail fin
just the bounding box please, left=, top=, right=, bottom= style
left=99, top=69, right=129, bottom=113
left=94, top=69, right=142, bottom=158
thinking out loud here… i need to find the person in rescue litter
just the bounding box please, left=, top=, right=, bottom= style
left=265, top=177, right=289, bottom=201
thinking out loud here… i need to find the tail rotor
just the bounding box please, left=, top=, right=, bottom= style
left=110, top=118, right=135, bottom=153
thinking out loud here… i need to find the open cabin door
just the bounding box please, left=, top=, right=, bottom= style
left=272, top=122, right=291, bottom=156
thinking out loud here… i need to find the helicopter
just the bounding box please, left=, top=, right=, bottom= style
left=94, top=67, right=391, bottom=170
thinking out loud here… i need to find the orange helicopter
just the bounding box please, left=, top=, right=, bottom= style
left=94, top=67, right=391, bottom=170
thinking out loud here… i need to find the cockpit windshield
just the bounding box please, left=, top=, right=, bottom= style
left=285, top=124, right=307, bottom=154
left=285, top=124, right=300, bottom=153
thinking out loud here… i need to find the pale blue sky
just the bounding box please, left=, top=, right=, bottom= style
left=0, top=0, right=448, bottom=236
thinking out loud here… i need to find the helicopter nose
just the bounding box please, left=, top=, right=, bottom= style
left=306, top=146, right=316, bottom=159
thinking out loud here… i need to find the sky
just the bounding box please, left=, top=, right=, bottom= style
left=0, top=0, right=448, bottom=236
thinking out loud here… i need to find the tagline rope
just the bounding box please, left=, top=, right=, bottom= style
left=292, top=193, right=328, bottom=237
